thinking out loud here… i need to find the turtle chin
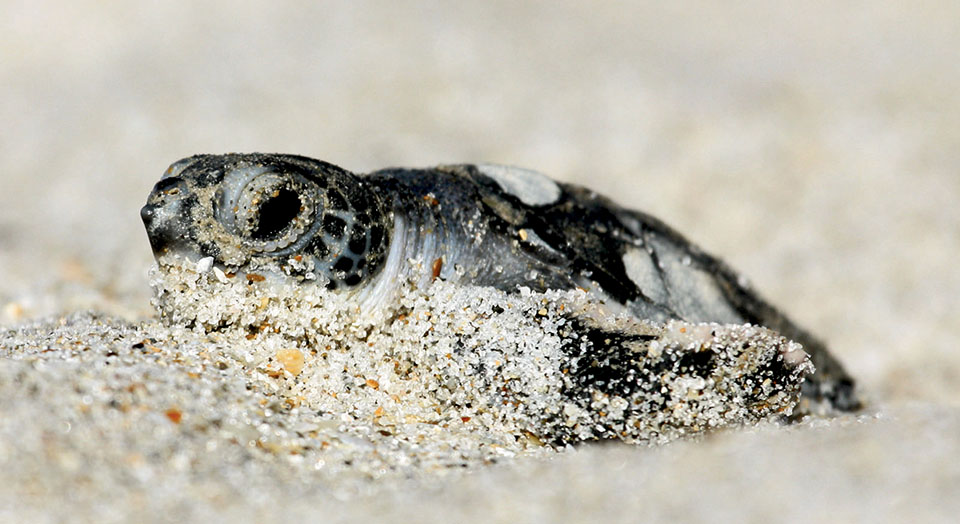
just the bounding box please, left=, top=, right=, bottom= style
left=146, top=237, right=209, bottom=267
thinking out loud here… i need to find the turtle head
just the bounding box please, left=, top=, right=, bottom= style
left=141, top=153, right=392, bottom=289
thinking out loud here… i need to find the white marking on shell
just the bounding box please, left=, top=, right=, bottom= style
left=622, top=248, right=668, bottom=303
left=647, top=236, right=741, bottom=324
left=477, top=164, right=561, bottom=206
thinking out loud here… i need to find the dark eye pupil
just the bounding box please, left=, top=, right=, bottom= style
left=252, top=188, right=301, bottom=239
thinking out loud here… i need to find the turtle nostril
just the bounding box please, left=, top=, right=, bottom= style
left=140, top=204, right=156, bottom=225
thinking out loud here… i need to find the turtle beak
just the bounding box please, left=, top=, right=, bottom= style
left=141, top=176, right=203, bottom=261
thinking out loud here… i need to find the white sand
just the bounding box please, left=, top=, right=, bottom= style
left=2, top=1, right=959, bottom=522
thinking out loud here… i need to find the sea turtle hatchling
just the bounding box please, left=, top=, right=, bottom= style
left=141, top=153, right=859, bottom=443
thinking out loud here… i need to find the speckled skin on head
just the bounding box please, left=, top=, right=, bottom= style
left=142, top=153, right=859, bottom=413
left=141, top=154, right=392, bottom=290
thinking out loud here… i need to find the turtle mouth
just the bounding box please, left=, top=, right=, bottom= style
left=141, top=176, right=206, bottom=263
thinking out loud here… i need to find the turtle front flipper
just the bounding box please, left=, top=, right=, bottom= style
left=546, top=315, right=814, bottom=444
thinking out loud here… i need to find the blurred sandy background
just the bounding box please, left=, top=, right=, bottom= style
left=2, top=1, right=959, bottom=521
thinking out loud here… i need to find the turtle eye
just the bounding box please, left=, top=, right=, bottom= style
left=250, top=187, right=301, bottom=240
left=222, top=171, right=317, bottom=252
